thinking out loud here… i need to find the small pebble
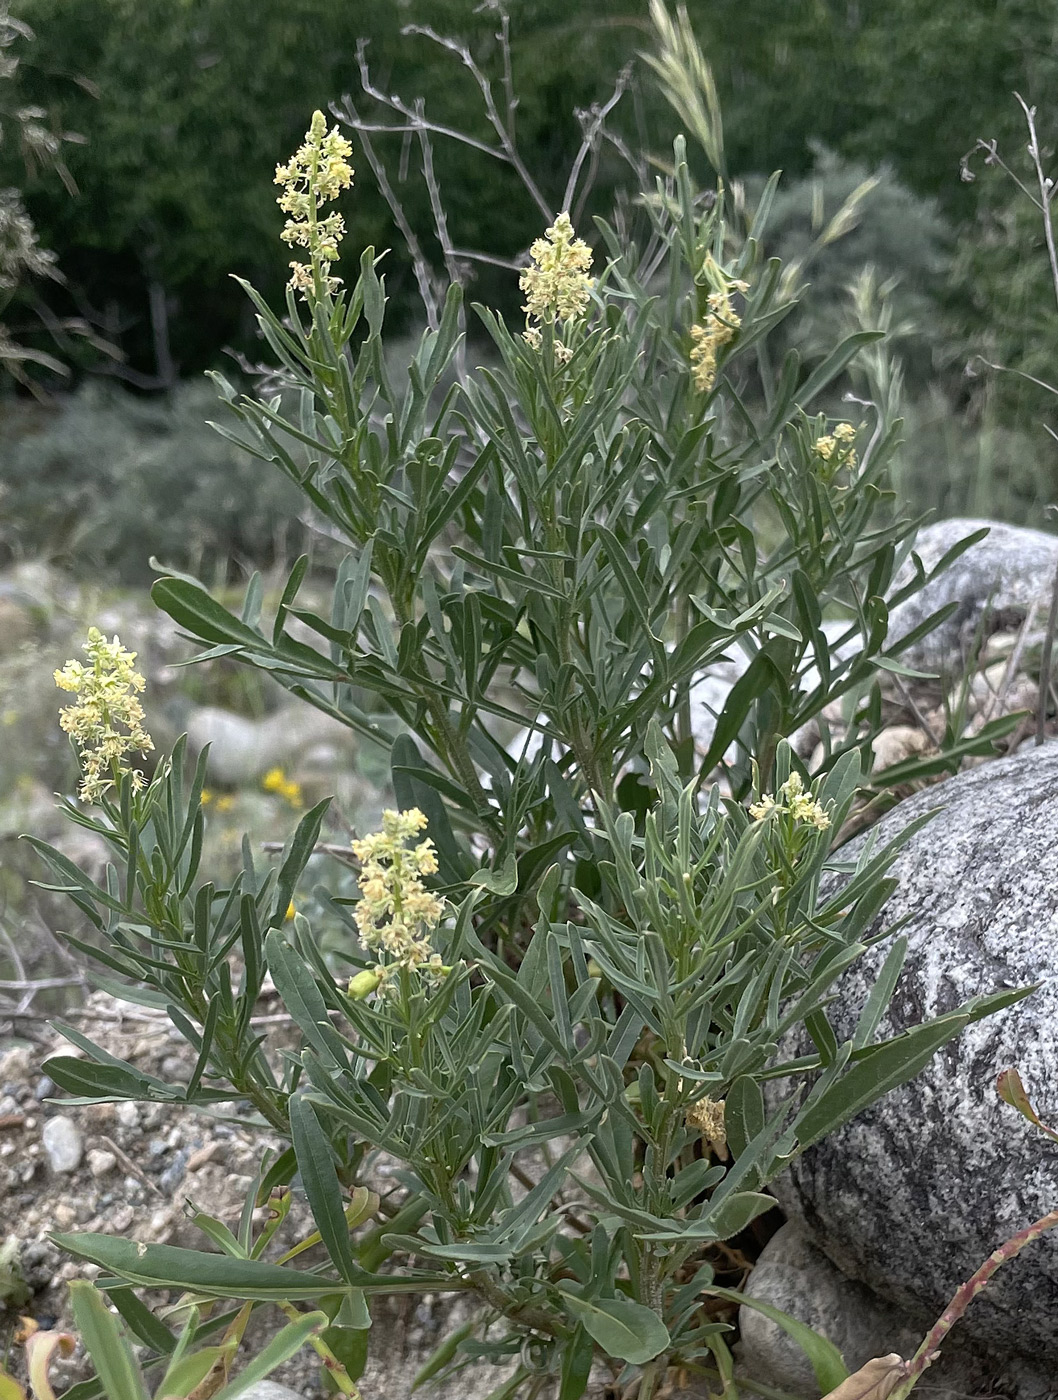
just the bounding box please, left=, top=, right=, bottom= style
left=87, top=1149, right=117, bottom=1179
left=111, top=1205, right=135, bottom=1232
left=34, top=1077, right=55, bottom=1101
left=186, top=1142, right=226, bottom=1172
left=42, top=1115, right=84, bottom=1173
left=116, top=1102, right=139, bottom=1128
left=158, top=1151, right=189, bottom=1193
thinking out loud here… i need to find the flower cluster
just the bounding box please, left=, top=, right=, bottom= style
left=689, top=271, right=747, bottom=394
left=749, top=771, right=830, bottom=831
left=352, top=808, right=446, bottom=984
left=520, top=212, right=594, bottom=358
left=54, top=628, right=154, bottom=804
left=686, top=1095, right=728, bottom=1159
left=262, top=766, right=303, bottom=810
left=813, top=421, right=858, bottom=477
left=274, top=109, right=354, bottom=296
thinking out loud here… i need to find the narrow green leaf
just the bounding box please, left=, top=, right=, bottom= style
left=69, top=1282, right=150, bottom=1400
left=412, top=1319, right=477, bottom=1391
left=705, top=1287, right=849, bottom=1392
left=794, top=1014, right=969, bottom=1150
left=272, top=797, right=332, bottom=930
left=106, top=1288, right=176, bottom=1356
left=852, top=937, right=907, bottom=1051
left=212, top=1312, right=328, bottom=1400
left=289, top=1095, right=359, bottom=1285
left=724, top=1077, right=766, bottom=1161
left=558, top=1326, right=595, bottom=1400
left=264, top=930, right=348, bottom=1067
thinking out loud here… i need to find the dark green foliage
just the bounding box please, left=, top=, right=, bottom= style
left=7, top=0, right=1054, bottom=385
left=7, top=0, right=634, bottom=377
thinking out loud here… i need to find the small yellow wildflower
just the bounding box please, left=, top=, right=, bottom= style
left=262, top=766, right=303, bottom=809
left=201, top=788, right=213, bottom=806
left=275, top=109, right=354, bottom=296
left=686, top=1096, right=728, bottom=1159
left=54, top=627, right=154, bottom=804
left=520, top=211, right=594, bottom=354
left=750, top=771, right=830, bottom=831
left=285, top=901, right=296, bottom=922
left=352, top=808, right=446, bottom=982
left=215, top=794, right=235, bottom=813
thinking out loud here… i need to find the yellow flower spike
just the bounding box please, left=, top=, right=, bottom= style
left=813, top=421, right=859, bottom=476
left=351, top=809, right=446, bottom=985
left=686, top=1095, right=728, bottom=1160
left=519, top=211, right=594, bottom=352
left=275, top=109, right=354, bottom=297
left=54, top=627, right=154, bottom=804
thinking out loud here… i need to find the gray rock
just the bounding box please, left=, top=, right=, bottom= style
left=86, top=1149, right=116, bottom=1179
left=887, top=517, right=1058, bottom=672
left=42, top=1115, right=84, bottom=1173
left=738, top=1222, right=921, bottom=1393
left=771, top=743, right=1058, bottom=1373
left=737, top=1222, right=1053, bottom=1399
left=185, top=704, right=353, bottom=787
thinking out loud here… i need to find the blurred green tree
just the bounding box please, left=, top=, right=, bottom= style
left=6, top=0, right=1056, bottom=387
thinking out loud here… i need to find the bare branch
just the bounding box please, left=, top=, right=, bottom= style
left=401, top=23, right=553, bottom=220
left=345, top=55, right=443, bottom=330
left=1015, top=93, right=1058, bottom=318
left=563, top=64, right=633, bottom=217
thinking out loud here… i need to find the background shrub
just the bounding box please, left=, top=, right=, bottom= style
left=0, top=381, right=304, bottom=582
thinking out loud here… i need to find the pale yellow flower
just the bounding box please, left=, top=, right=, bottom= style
left=813, top=421, right=859, bottom=472
left=689, top=286, right=744, bottom=393
left=275, top=109, right=354, bottom=296
left=748, top=793, right=776, bottom=822
left=750, top=771, right=830, bottom=831
left=520, top=211, right=594, bottom=351
left=686, top=1095, right=728, bottom=1158
left=55, top=627, right=154, bottom=804
left=352, top=809, right=446, bottom=982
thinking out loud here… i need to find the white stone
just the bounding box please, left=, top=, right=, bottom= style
left=42, top=1116, right=83, bottom=1173
left=87, top=1149, right=116, bottom=1178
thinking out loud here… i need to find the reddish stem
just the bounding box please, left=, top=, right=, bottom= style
left=902, top=1208, right=1058, bottom=1383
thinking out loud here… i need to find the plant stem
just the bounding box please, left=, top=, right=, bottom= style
left=890, top=1207, right=1058, bottom=1398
